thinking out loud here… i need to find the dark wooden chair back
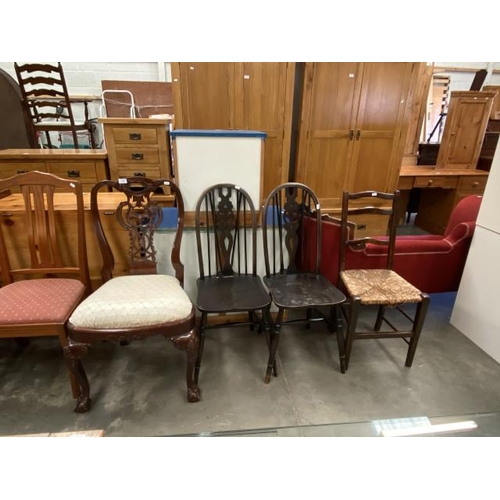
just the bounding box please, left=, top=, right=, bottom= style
left=90, top=177, right=185, bottom=284
left=339, top=190, right=400, bottom=278
left=14, top=62, right=94, bottom=148
left=262, top=182, right=321, bottom=277
left=195, top=183, right=258, bottom=279
left=0, top=170, right=91, bottom=288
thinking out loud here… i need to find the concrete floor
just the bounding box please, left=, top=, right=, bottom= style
left=1, top=292, right=500, bottom=437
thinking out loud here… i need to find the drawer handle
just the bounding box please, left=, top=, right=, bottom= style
left=131, top=152, right=144, bottom=161
left=67, top=170, right=80, bottom=178
left=16, top=170, right=28, bottom=174
left=427, top=180, right=434, bottom=186
left=473, top=181, right=479, bottom=187
left=129, top=133, right=142, bottom=141
left=134, top=172, right=146, bottom=177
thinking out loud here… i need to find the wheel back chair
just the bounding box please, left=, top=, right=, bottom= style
left=194, top=183, right=273, bottom=384
left=262, top=182, right=346, bottom=383
left=65, top=177, right=200, bottom=413
left=338, top=190, right=430, bottom=371
left=0, top=170, right=91, bottom=402
left=14, top=62, right=96, bottom=149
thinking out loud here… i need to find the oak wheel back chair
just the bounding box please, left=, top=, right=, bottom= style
left=262, top=182, right=346, bottom=384
left=65, top=177, right=200, bottom=413
left=14, top=62, right=96, bottom=149
left=194, top=183, right=273, bottom=384
left=0, top=170, right=91, bottom=402
left=338, top=190, right=430, bottom=371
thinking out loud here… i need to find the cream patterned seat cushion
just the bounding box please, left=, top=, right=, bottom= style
left=69, top=275, right=193, bottom=329
left=340, top=269, right=423, bottom=305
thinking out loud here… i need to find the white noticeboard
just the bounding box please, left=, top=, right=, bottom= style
left=171, top=129, right=266, bottom=211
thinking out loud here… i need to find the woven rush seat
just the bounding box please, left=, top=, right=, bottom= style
left=340, top=269, right=423, bottom=305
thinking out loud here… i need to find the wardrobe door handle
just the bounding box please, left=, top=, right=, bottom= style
left=356, top=129, right=361, bottom=140
left=349, top=129, right=354, bottom=140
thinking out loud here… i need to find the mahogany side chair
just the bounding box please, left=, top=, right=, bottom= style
left=0, top=170, right=91, bottom=403
left=64, top=177, right=200, bottom=413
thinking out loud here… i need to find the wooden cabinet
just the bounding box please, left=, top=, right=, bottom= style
left=294, top=62, right=417, bottom=233
left=436, top=91, right=496, bottom=169
left=100, top=118, right=171, bottom=181
left=0, top=149, right=109, bottom=192
left=171, top=62, right=296, bottom=199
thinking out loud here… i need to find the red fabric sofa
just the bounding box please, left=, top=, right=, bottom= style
left=302, top=195, right=482, bottom=294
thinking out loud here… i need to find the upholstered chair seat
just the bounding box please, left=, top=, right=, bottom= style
left=69, top=275, right=193, bottom=329
left=0, top=279, right=86, bottom=325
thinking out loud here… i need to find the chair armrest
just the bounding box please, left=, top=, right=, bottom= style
left=444, top=221, right=476, bottom=245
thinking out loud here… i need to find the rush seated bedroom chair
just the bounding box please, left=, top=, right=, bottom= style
left=64, top=177, right=200, bottom=413
left=338, top=190, right=430, bottom=371
left=14, top=62, right=96, bottom=149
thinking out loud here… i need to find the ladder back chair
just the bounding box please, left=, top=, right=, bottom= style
left=338, top=190, right=430, bottom=370
left=262, top=182, right=346, bottom=383
left=0, top=171, right=91, bottom=402
left=194, top=183, right=273, bottom=384
left=64, top=177, right=200, bottom=413
left=14, top=62, right=96, bottom=149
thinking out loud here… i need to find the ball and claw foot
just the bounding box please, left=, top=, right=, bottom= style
left=73, top=397, right=91, bottom=413
left=187, top=385, right=201, bottom=403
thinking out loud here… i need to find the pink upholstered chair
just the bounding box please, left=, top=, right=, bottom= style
left=316, top=194, right=482, bottom=294
left=0, top=171, right=91, bottom=401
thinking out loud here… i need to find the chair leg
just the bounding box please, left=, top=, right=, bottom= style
left=262, top=306, right=277, bottom=377
left=405, top=294, right=430, bottom=367
left=171, top=326, right=201, bottom=403
left=248, top=311, right=255, bottom=331
left=306, top=307, right=312, bottom=329
left=194, top=312, right=207, bottom=385
left=374, top=305, right=386, bottom=331
left=63, top=340, right=91, bottom=413
left=329, top=305, right=346, bottom=374
left=344, top=297, right=361, bottom=371
left=265, top=308, right=283, bottom=384
left=58, top=332, right=79, bottom=399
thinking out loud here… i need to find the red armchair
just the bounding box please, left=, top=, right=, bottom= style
left=304, top=195, right=482, bottom=294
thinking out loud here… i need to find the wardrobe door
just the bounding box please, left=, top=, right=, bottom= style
left=348, top=62, right=415, bottom=194
left=235, top=62, right=295, bottom=198
left=295, top=62, right=362, bottom=209
left=172, top=62, right=235, bottom=129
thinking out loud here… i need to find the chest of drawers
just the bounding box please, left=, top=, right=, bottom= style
left=99, top=118, right=172, bottom=182
left=0, top=149, right=109, bottom=192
